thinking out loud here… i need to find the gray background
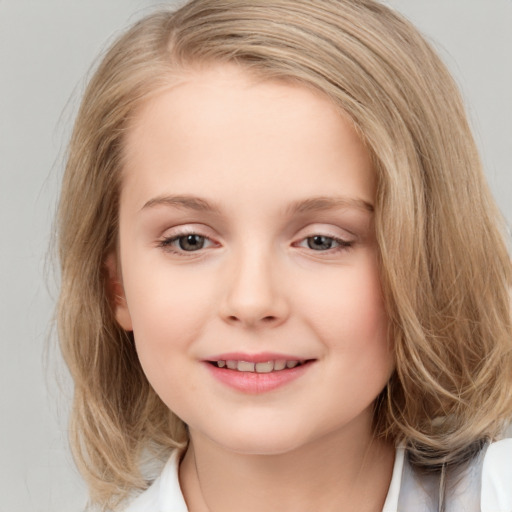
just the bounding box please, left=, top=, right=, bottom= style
left=0, top=1, right=510, bottom=511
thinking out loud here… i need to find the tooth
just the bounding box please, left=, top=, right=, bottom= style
left=217, top=360, right=226, bottom=368
left=286, top=360, right=299, bottom=369
left=226, top=360, right=237, bottom=370
left=255, top=361, right=274, bottom=373
left=274, top=360, right=286, bottom=371
left=237, top=361, right=255, bottom=372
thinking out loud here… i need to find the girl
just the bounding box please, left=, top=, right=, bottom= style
left=56, top=1, right=512, bottom=511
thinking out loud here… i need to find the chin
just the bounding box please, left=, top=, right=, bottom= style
left=205, top=420, right=313, bottom=456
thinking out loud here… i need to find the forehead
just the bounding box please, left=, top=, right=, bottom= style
left=125, top=63, right=351, bottom=141
left=121, top=63, right=375, bottom=213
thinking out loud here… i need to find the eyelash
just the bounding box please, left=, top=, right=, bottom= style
left=157, top=231, right=354, bottom=257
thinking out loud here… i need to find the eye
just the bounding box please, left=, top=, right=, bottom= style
left=175, top=234, right=207, bottom=251
left=158, top=232, right=216, bottom=254
left=307, top=235, right=338, bottom=251
left=298, top=235, right=353, bottom=252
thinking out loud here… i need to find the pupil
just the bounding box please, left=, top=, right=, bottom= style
left=308, top=236, right=332, bottom=250
left=180, top=235, right=204, bottom=251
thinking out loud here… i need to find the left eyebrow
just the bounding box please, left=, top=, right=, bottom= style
left=284, top=196, right=374, bottom=216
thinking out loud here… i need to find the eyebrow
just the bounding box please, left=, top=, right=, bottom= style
left=142, top=195, right=223, bottom=214
left=284, top=196, right=374, bottom=215
left=141, top=194, right=374, bottom=215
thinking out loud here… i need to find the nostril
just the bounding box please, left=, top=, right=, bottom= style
left=226, top=315, right=276, bottom=323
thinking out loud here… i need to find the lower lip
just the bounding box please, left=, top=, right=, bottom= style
left=204, top=361, right=314, bottom=394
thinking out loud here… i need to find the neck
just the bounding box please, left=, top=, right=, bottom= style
left=179, top=420, right=395, bottom=512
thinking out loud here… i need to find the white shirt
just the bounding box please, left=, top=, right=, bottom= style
left=125, top=439, right=512, bottom=511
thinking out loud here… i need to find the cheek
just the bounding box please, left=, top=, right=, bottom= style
left=121, top=259, right=223, bottom=399
left=305, top=256, right=394, bottom=384
left=123, top=251, right=214, bottom=335
left=126, top=282, right=205, bottom=412
left=343, top=267, right=390, bottom=359
left=311, top=259, right=388, bottom=342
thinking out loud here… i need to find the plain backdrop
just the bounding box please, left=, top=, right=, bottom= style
left=0, top=1, right=510, bottom=511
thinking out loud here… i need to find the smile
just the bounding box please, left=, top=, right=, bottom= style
left=210, top=360, right=307, bottom=373
left=205, top=358, right=315, bottom=394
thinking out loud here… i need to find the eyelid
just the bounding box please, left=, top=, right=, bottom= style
left=159, top=223, right=215, bottom=240
left=294, top=223, right=357, bottom=242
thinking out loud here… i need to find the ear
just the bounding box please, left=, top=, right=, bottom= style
left=105, top=253, right=133, bottom=332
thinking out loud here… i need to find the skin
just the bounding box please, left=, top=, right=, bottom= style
left=112, top=63, right=395, bottom=511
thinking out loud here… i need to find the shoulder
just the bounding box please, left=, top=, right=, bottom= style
left=481, top=438, right=512, bottom=512
left=395, top=438, right=512, bottom=512
left=123, top=450, right=188, bottom=512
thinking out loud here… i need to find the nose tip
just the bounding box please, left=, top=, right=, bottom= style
left=219, top=257, right=289, bottom=328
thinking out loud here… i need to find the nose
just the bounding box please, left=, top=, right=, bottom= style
left=219, top=248, right=290, bottom=329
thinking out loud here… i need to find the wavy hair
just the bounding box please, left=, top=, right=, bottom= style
left=56, top=0, right=512, bottom=509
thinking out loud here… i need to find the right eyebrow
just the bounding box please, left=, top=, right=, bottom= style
left=141, top=194, right=223, bottom=214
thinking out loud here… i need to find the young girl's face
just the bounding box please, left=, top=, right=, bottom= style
left=113, top=64, right=394, bottom=454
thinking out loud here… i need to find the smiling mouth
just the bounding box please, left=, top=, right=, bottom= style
left=208, top=359, right=314, bottom=373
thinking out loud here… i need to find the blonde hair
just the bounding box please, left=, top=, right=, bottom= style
left=57, top=0, right=512, bottom=508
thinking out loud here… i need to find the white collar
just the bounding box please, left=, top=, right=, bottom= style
left=127, top=446, right=406, bottom=511
left=126, top=438, right=512, bottom=511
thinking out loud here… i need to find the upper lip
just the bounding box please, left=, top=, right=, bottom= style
left=204, top=352, right=314, bottom=363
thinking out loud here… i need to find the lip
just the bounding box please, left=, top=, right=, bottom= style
left=204, top=352, right=309, bottom=364
left=203, top=353, right=316, bottom=394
